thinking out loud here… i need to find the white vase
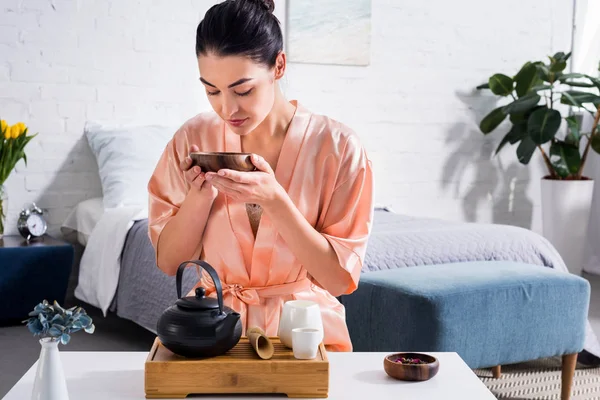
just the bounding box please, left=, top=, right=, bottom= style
left=31, top=338, right=69, bottom=400
left=541, top=178, right=594, bottom=276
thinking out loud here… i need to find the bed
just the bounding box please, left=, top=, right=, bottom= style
left=63, top=120, right=600, bottom=363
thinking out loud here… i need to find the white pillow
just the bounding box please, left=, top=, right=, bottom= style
left=61, top=197, right=105, bottom=246
left=84, top=121, right=176, bottom=209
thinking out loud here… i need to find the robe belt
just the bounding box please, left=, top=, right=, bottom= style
left=201, top=277, right=313, bottom=306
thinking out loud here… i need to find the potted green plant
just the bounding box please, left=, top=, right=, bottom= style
left=23, top=300, right=95, bottom=400
left=476, top=52, right=600, bottom=275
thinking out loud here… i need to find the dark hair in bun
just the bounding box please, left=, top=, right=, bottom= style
left=254, top=0, right=274, bottom=13
left=195, top=0, right=282, bottom=68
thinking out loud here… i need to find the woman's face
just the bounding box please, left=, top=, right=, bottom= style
left=197, top=52, right=284, bottom=135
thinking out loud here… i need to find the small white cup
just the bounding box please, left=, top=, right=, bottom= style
left=278, top=300, right=323, bottom=348
left=292, top=327, right=322, bottom=360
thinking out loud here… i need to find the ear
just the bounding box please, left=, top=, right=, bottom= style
left=274, top=51, right=286, bottom=80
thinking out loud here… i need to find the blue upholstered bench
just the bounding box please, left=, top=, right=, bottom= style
left=341, top=261, right=590, bottom=400
left=0, top=235, right=74, bottom=325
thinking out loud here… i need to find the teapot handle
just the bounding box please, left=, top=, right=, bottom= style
left=176, top=260, right=224, bottom=315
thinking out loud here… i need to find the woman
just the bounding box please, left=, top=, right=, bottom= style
left=148, top=0, right=374, bottom=351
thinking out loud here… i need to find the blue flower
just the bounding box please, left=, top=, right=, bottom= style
left=22, top=300, right=95, bottom=345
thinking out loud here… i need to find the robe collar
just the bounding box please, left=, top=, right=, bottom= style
left=223, top=100, right=312, bottom=282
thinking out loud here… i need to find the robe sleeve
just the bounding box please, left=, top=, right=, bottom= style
left=320, top=134, right=375, bottom=295
left=147, top=127, right=190, bottom=260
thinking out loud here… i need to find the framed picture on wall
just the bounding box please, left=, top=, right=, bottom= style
left=287, top=0, right=371, bottom=66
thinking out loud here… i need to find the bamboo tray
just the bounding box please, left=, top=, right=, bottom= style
left=144, top=336, right=329, bottom=398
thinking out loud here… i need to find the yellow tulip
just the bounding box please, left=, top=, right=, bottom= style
left=17, top=122, right=27, bottom=137
left=9, top=124, right=20, bottom=139
left=0, top=120, right=6, bottom=135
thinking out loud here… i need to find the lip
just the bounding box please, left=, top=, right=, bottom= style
left=228, top=118, right=248, bottom=127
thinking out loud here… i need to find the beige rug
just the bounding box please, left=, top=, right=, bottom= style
left=474, top=358, right=600, bottom=399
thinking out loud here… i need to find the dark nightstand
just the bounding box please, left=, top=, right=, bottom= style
left=0, top=235, right=74, bottom=325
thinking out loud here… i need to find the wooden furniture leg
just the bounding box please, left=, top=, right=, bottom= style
left=491, top=365, right=501, bottom=378
left=561, top=353, right=577, bottom=400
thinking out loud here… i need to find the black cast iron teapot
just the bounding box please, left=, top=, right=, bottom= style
left=157, top=260, right=242, bottom=358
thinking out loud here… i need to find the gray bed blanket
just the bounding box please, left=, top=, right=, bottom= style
left=111, top=209, right=599, bottom=363
left=363, top=211, right=567, bottom=271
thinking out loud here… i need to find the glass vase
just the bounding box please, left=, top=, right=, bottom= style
left=0, top=184, right=6, bottom=239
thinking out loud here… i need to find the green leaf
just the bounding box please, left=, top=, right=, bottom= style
left=563, top=81, right=595, bottom=88
left=476, top=82, right=490, bottom=89
left=527, top=108, right=562, bottom=144
left=549, top=141, right=581, bottom=178
left=550, top=60, right=567, bottom=72
left=536, top=64, right=551, bottom=82
left=564, top=116, right=581, bottom=146
left=515, top=63, right=538, bottom=97
left=592, top=135, right=600, bottom=155
left=552, top=51, right=570, bottom=62
left=488, top=74, right=514, bottom=96
left=558, top=73, right=587, bottom=82
left=509, top=105, right=545, bottom=124
left=561, top=91, right=582, bottom=108
left=503, top=93, right=541, bottom=114
left=479, top=106, right=507, bottom=134
left=531, top=84, right=553, bottom=91
left=560, top=90, right=600, bottom=107
left=495, top=123, right=527, bottom=155
left=516, top=136, right=537, bottom=164
left=585, top=75, right=600, bottom=91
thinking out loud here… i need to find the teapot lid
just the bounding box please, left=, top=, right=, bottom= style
left=175, top=287, right=219, bottom=310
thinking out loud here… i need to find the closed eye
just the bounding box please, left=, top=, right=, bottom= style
left=207, top=90, right=220, bottom=96
left=235, top=88, right=253, bottom=97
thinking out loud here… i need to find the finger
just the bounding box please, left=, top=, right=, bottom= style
left=180, top=155, right=193, bottom=171
left=191, top=173, right=206, bottom=189
left=207, top=175, right=243, bottom=191
left=185, top=166, right=202, bottom=182
left=217, top=169, right=250, bottom=183
left=251, top=154, right=273, bottom=174
left=189, top=144, right=199, bottom=153
left=211, top=180, right=243, bottom=198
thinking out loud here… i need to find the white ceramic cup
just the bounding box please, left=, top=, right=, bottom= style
left=292, top=328, right=322, bottom=360
left=278, top=300, right=324, bottom=348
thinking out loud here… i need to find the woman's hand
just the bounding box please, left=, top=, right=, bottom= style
left=180, top=145, right=217, bottom=197
left=205, top=154, right=285, bottom=208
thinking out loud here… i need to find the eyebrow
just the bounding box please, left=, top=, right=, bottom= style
left=199, top=77, right=253, bottom=88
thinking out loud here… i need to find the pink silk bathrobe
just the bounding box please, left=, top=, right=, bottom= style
left=148, top=101, right=374, bottom=351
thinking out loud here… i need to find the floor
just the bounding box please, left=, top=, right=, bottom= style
left=1, top=271, right=600, bottom=398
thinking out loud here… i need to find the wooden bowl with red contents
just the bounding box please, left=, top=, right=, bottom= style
left=189, top=152, right=256, bottom=173
left=383, top=352, right=439, bottom=381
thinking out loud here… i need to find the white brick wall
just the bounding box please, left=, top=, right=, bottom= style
left=0, top=0, right=573, bottom=237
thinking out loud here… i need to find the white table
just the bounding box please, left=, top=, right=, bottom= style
left=3, top=351, right=496, bottom=399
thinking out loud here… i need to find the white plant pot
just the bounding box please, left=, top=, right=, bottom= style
left=31, top=338, right=69, bottom=400
left=541, top=178, right=594, bottom=276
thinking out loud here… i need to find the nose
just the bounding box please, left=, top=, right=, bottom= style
left=221, top=94, right=239, bottom=119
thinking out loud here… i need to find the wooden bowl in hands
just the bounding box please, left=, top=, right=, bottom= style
left=189, top=152, right=256, bottom=173
left=383, top=352, right=440, bottom=381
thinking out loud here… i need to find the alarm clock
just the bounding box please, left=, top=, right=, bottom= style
left=18, top=203, right=48, bottom=241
